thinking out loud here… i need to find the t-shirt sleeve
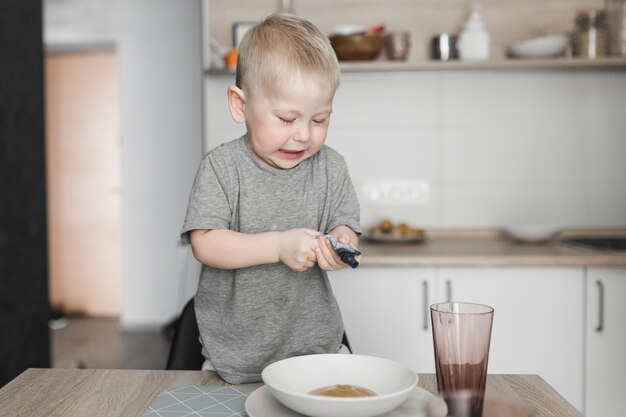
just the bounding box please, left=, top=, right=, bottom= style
left=180, top=152, right=232, bottom=243
left=325, top=154, right=362, bottom=236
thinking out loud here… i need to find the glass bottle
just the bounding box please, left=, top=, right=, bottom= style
left=457, top=4, right=490, bottom=61
left=573, top=9, right=609, bottom=58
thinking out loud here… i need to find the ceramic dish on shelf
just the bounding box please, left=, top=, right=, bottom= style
left=259, top=354, right=419, bottom=417
left=508, top=34, right=569, bottom=58
left=332, top=24, right=367, bottom=36
left=504, top=224, right=561, bottom=243
left=329, top=34, right=383, bottom=61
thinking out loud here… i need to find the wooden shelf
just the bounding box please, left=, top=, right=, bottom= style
left=339, top=57, right=626, bottom=72
left=206, top=57, right=626, bottom=76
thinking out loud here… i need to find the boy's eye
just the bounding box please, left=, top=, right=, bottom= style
left=313, top=118, right=328, bottom=125
left=278, top=117, right=295, bottom=124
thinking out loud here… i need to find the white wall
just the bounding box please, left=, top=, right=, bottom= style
left=205, top=70, right=626, bottom=229
left=117, top=0, right=203, bottom=327
left=45, top=0, right=205, bottom=327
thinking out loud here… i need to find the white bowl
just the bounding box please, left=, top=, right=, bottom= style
left=505, top=224, right=561, bottom=243
left=332, top=24, right=367, bottom=36
left=261, top=354, right=418, bottom=417
left=508, top=34, right=569, bottom=58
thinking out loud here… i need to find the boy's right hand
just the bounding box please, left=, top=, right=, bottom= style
left=277, top=229, right=319, bottom=272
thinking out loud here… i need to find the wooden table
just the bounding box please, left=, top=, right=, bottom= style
left=0, top=368, right=582, bottom=417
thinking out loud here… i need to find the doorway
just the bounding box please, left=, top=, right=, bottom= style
left=44, top=50, right=121, bottom=316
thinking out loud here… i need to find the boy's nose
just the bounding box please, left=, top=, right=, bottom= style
left=293, top=123, right=310, bottom=142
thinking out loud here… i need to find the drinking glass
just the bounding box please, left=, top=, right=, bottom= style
left=430, top=302, right=494, bottom=417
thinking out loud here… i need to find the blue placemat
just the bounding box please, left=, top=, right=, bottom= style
left=143, top=385, right=257, bottom=417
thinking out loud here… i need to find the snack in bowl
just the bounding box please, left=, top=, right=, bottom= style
left=366, top=219, right=426, bottom=242
left=260, top=354, right=418, bottom=417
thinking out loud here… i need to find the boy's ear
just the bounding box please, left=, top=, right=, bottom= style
left=227, top=85, right=246, bottom=124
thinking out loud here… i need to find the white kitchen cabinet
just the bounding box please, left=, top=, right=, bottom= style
left=585, top=267, right=626, bottom=417
left=436, top=267, right=584, bottom=412
left=329, top=267, right=436, bottom=373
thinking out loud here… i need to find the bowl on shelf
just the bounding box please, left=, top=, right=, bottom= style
left=261, top=354, right=418, bottom=417
left=505, top=224, right=561, bottom=243
left=508, top=34, right=570, bottom=58
left=332, top=24, right=367, bottom=36
left=329, top=34, right=383, bottom=61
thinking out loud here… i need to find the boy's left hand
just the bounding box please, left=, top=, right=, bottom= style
left=315, top=234, right=360, bottom=271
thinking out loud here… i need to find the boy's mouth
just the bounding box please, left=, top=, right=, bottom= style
left=278, top=149, right=305, bottom=160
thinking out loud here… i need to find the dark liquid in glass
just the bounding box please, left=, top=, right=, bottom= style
left=436, top=361, right=487, bottom=417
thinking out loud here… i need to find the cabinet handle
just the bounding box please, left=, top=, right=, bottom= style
left=596, top=280, right=604, bottom=333
left=446, top=280, right=452, bottom=302
left=422, top=280, right=429, bottom=331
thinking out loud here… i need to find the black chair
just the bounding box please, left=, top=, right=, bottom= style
left=165, top=298, right=204, bottom=370
left=165, top=298, right=352, bottom=370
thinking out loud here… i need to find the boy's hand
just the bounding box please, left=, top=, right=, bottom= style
left=277, top=229, right=320, bottom=272
left=315, top=234, right=360, bottom=271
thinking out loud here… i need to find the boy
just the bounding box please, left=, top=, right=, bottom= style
left=181, top=13, right=361, bottom=384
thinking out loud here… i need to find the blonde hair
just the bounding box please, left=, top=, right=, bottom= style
left=236, top=14, right=340, bottom=95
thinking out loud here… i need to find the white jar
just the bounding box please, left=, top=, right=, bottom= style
left=457, top=5, right=490, bottom=61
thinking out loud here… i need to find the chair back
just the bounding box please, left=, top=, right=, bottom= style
left=165, top=298, right=204, bottom=370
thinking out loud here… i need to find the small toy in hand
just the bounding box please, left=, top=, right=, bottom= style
left=324, top=235, right=361, bottom=269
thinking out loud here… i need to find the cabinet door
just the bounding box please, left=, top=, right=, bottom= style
left=585, top=268, right=626, bottom=417
left=436, top=267, right=584, bottom=412
left=329, top=267, right=435, bottom=373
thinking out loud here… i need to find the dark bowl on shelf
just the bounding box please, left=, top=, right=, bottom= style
left=329, top=34, right=383, bottom=61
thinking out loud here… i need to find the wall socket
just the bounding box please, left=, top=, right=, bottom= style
left=361, top=180, right=430, bottom=206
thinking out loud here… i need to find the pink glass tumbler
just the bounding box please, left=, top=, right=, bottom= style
left=430, top=302, right=494, bottom=417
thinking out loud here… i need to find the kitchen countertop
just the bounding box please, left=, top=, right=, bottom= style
left=358, top=229, right=626, bottom=267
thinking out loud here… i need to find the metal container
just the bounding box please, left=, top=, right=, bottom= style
left=573, top=9, right=609, bottom=58
left=431, top=33, right=458, bottom=60
left=383, top=31, right=411, bottom=61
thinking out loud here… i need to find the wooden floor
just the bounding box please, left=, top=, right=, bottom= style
left=51, top=317, right=172, bottom=370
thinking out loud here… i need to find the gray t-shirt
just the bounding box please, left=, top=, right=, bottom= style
left=181, top=136, right=361, bottom=383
